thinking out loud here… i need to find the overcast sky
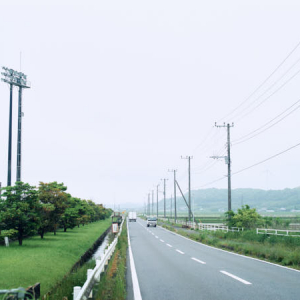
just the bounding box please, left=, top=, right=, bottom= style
left=1, top=0, right=300, bottom=207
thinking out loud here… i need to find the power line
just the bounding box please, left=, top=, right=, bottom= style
left=197, top=141, right=300, bottom=188
left=234, top=68, right=300, bottom=123
left=232, top=141, right=300, bottom=176
left=231, top=57, right=300, bottom=122
left=217, top=40, right=300, bottom=123
left=233, top=98, right=300, bottom=145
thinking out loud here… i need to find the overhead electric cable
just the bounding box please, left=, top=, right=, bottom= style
left=233, top=98, right=300, bottom=145
left=217, top=40, right=300, bottom=122
left=232, top=142, right=300, bottom=176
left=235, top=68, right=300, bottom=122
left=195, top=141, right=300, bottom=188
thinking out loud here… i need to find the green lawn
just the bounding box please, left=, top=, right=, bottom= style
left=0, top=218, right=111, bottom=296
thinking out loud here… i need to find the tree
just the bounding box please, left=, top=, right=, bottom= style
left=60, top=197, right=80, bottom=232
left=225, top=205, right=262, bottom=229
left=38, top=182, right=68, bottom=235
left=0, top=182, right=40, bottom=245
left=37, top=203, right=55, bottom=239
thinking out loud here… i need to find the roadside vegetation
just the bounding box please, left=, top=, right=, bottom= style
left=94, top=222, right=128, bottom=300
left=0, top=218, right=111, bottom=296
left=0, top=181, right=112, bottom=245
left=161, top=205, right=300, bottom=270
left=0, top=181, right=113, bottom=297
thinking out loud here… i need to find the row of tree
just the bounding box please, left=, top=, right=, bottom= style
left=0, top=181, right=112, bottom=245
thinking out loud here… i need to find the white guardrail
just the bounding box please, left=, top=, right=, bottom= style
left=73, top=219, right=124, bottom=300
left=256, top=228, right=300, bottom=237
left=159, top=218, right=243, bottom=232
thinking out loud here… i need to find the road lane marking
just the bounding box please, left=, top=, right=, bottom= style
left=160, top=239, right=164, bottom=242
left=176, top=249, right=184, bottom=254
left=158, top=224, right=300, bottom=275
left=152, top=233, right=154, bottom=235
left=155, top=236, right=158, bottom=238
left=127, top=220, right=143, bottom=300
left=191, top=257, right=206, bottom=265
left=166, top=244, right=173, bottom=247
left=220, top=271, right=252, bottom=285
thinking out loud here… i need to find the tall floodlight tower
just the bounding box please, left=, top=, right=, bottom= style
left=1, top=67, right=30, bottom=185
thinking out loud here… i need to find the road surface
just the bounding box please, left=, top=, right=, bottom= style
left=127, top=218, right=300, bottom=300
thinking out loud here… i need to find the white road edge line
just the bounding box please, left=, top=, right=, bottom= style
left=127, top=220, right=143, bottom=300
left=176, top=249, right=184, bottom=254
left=158, top=225, right=300, bottom=274
left=160, top=239, right=164, bottom=242
left=191, top=257, right=206, bottom=265
left=220, top=271, right=252, bottom=285
left=166, top=244, right=173, bottom=247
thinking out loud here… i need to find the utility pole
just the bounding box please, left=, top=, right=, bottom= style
left=214, top=122, right=234, bottom=212
left=156, top=184, right=159, bottom=219
left=147, top=193, right=150, bottom=216
left=170, top=194, right=173, bottom=218
left=168, top=169, right=177, bottom=223
left=181, top=156, right=193, bottom=221
left=161, top=178, right=168, bottom=218
left=151, top=189, right=154, bottom=216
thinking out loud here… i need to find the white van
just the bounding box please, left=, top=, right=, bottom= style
left=128, top=211, right=137, bottom=222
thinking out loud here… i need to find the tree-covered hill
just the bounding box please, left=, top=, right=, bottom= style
left=159, top=187, right=300, bottom=214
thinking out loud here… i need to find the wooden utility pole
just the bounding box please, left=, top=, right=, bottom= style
left=161, top=178, right=168, bottom=218
left=168, top=169, right=177, bottom=222
left=214, top=122, right=234, bottom=212
left=181, top=156, right=193, bottom=221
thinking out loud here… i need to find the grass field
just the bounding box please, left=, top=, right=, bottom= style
left=0, top=218, right=111, bottom=296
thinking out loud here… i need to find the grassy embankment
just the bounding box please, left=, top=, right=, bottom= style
left=161, top=221, right=300, bottom=270
left=94, top=222, right=128, bottom=300
left=0, top=218, right=111, bottom=296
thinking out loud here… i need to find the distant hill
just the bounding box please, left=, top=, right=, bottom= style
left=158, top=187, right=300, bottom=214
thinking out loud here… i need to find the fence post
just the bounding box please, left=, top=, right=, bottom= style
left=73, top=286, right=81, bottom=300
left=87, top=269, right=93, bottom=279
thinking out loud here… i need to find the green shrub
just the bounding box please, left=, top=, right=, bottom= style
left=0, top=229, right=18, bottom=242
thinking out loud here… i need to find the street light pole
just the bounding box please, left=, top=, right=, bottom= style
left=7, top=83, right=13, bottom=186
left=16, top=87, right=23, bottom=182
left=1, top=67, right=30, bottom=185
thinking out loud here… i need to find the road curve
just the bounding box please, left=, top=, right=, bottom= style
left=127, top=218, right=300, bottom=300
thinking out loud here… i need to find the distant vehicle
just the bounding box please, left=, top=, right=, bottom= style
left=147, top=217, right=157, bottom=227
left=128, top=211, right=137, bottom=222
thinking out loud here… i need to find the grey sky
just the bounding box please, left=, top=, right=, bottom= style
left=1, top=0, right=300, bottom=207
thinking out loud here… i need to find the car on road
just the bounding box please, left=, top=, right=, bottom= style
left=147, top=217, right=157, bottom=227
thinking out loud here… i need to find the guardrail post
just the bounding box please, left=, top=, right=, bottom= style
left=87, top=269, right=93, bottom=279
left=73, top=286, right=81, bottom=300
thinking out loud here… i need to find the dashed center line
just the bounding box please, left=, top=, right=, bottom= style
left=220, top=271, right=252, bottom=285
left=155, top=236, right=158, bottom=239
left=176, top=249, right=184, bottom=255
left=191, top=257, right=206, bottom=265
left=160, top=239, right=164, bottom=242
left=166, top=244, right=173, bottom=248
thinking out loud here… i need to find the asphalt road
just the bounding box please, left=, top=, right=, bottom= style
left=127, top=218, right=300, bottom=300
